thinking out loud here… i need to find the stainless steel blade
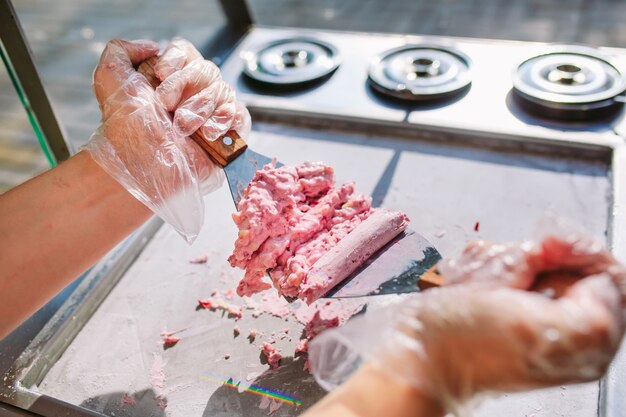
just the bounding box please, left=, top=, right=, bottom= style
left=223, top=148, right=280, bottom=206
left=324, top=228, right=441, bottom=298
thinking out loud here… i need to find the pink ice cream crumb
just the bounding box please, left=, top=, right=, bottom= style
left=120, top=393, right=136, bottom=406
left=198, top=296, right=243, bottom=319
left=229, top=161, right=408, bottom=303
left=162, top=335, right=180, bottom=348
left=224, top=288, right=236, bottom=299
left=306, top=310, right=340, bottom=338
left=295, top=338, right=308, bottom=354
left=293, top=298, right=364, bottom=326
left=293, top=299, right=364, bottom=371
left=294, top=311, right=339, bottom=371
left=262, top=342, right=282, bottom=368
left=189, top=255, right=208, bottom=264
left=296, top=310, right=340, bottom=354
left=248, top=329, right=257, bottom=342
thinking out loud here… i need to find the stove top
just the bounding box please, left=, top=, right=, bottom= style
left=220, top=27, right=626, bottom=144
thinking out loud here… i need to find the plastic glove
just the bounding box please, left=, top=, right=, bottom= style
left=155, top=38, right=251, bottom=144
left=309, top=223, right=626, bottom=415
left=84, top=38, right=249, bottom=242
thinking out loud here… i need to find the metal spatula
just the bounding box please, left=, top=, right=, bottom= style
left=323, top=229, right=441, bottom=298
left=138, top=57, right=440, bottom=298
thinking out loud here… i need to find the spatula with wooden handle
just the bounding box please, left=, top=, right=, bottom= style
left=138, top=56, right=276, bottom=206
left=138, top=56, right=441, bottom=298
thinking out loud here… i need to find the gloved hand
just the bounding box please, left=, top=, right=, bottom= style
left=154, top=38, right=251, bottom=143
left=309, top=221, right=626, bottom=415
left=84, top=38, right=250, bottom=242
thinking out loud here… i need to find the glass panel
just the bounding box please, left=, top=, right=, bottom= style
left=12, top=0, right=228, bottom=151
left=0, top=49, right=50, bottom=193
left=247, top=0, right=626, bottom=47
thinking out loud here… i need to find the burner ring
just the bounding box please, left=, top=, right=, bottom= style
left=548, top=64, right=586, bottom=85
left=242, top=37, right=341, bottom=86
left=368, top=44, right=472, bottom=101
left=512, top=45, right=626, bottom=108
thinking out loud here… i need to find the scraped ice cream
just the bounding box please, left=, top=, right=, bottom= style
left=162, top=334, right=180, bottom=348
left=229, top=161, right=409, bottom=302
left=198, top=293, right=243, bottom=319
left=301, top=209, right=409, bottom=303
left=262, top=342, right=282, bottom=368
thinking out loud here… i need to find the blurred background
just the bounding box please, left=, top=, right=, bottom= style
left=3, top=0, right=626, bottom=192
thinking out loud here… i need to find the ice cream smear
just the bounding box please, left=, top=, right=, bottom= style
left=229, top=161, right=409, bottom=303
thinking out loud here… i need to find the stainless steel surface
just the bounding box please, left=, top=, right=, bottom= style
left=0, top=402, right=40, bottom=417
left=0, top=0, right=71, bottom=163
left=0, top=217, right=163, bottom=414
left=224, top=147, right=275, bottom=205
left=27, top=117, right=615, bottom=417
left=328, top=229, right=441, bottom=298
left=3, top=26, right=626, bottom=417
left=242, top=38, right=340, bottom=86
left=222, top=27, right=626, bottom=142
left=368, top=44, right=472, bottom=101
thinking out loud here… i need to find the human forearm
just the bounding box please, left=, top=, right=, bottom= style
left=302, top=364, right=444, bottom=417
left=0, top=151, right=151, bottom=338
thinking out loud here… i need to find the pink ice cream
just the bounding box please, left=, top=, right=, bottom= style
left=198, top=296, right=243, bottom=319
left=301, top=209, right=409, bottom=303
left=262, top=342, right=282, bottom=368
left=229, top=161, right=409, bottom=303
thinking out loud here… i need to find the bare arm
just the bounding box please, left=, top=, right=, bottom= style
left=0, top=37, right=246, bottom=339
left=0, top=151, right=151, bottom=338
left=302, top=364, right=444, bottom=417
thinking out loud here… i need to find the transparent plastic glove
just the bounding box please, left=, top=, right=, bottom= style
left=309, top=225, right=626, bottom=416
left=84, top=38, right=247, bottom=242
left=155, top=38, right=251, bottom=143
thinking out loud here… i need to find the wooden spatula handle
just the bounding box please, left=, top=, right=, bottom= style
left=418, top=265, right=444, bottom=290
left=137, top=56, right=247, bottom=167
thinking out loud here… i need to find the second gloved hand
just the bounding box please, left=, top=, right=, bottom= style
left=309, top=223, right=626, bottom=415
